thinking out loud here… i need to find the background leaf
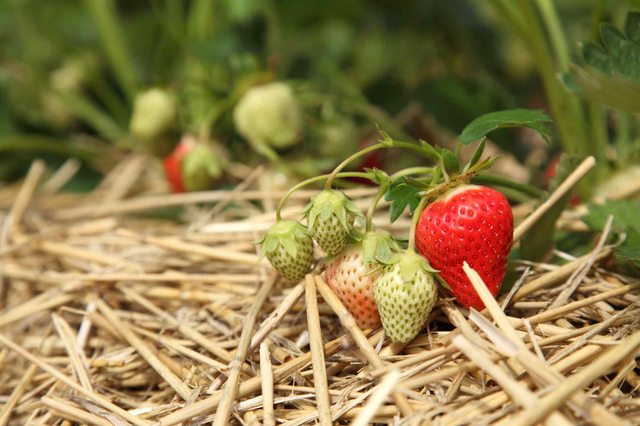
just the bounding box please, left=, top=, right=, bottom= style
left=568, top=11, right=640, bottom=112
left=583, top=199, right=640, bottom=265
left=584, top=14, right=640, bottom=81
left=566, top=65, right=640, bottom=112
left=521, top=155, right=580, bottom=262
left=458, top=108, right=552, bottom=145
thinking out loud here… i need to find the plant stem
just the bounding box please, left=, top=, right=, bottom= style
left=535, top=0, right=570, bottom=71
left=515, top=0, right=598, bottom=195
left=615, top=111, right=632, bottom=165
left=84, top=0, right=138, bottom=101
left=187, top=0, right=215, bottom=41
left=488, top=0, right=529, bottom=37
left=365, top=185, right=387, bottom=232
left=390, top=167, right=434, bottom=179
left=276, top=172, right=373, bottom=221
left=536, top=0, right=609, bottom=185
left=324, top=140, right=434, bottom=190
left=56, top=90, right=125, bottom=141
left=588, top=104, right=609, bottom=179
left=407, top=197, right=429, bottom=252
left=472, top=173, right=545, bottom=199
left=324, top=143, right=384, bottom=191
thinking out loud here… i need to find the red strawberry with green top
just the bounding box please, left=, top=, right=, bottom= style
left=163, top=135, right=225, bottom=193
left=324, top=231, right=400, bottom=330
left=415, top=185, right=513, bottom=310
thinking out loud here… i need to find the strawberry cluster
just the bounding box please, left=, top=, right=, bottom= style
left=260, top=132, right=514, bottom=343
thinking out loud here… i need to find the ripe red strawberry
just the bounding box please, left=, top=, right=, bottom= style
left=415, top=185, right=513, bottom=310
left=163, top=135, right=225, bottom=193
left=163, top=136, right=194, bottom=193
left=325, top=244, right=381, bottom=330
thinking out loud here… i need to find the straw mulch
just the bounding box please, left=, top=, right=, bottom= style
left=0, top=157, right=639, bottom=425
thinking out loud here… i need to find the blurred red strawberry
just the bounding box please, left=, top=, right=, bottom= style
left=163, top=135, right=225, bottom=192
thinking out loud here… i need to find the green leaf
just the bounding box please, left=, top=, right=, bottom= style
left=617, top=229, right=640, bottom=261
left=567, top=65, right=640, bottom=112
left=441, top=149, right=461, bottom=175
left=583, top=12, right=640, bottom=81
left=569, top=12, right=640, bottom=112
left=582, top=43, right=611, bottom=73
left=583, top=199, right=640, bottom=265
left=583, top=200, right=640, bottom=231
left=419, top=140, right=442, bottom=160
left=384, top=180, right=422, bottom=223
left=626, top=12, right=640, bottom=43
left=464, top=140, right=486, bottom=172
left=521, top=155, right=580, bottom=262
left=458, top=109, right=552, bottom=145
left=364, top=168, right=391, bottom=186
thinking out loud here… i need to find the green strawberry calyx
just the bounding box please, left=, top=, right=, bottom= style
left=259, top=220, right=312, bottom=260
left=302, top=190, right=364, bottom=235
left=181, top=143, right=226, bottom=192
left=361, top=230, right=401, bottom=266
left=388, top=251, right=438, bottom=283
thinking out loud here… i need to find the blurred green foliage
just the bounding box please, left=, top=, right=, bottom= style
left=0, top=0, right=638, bottom=189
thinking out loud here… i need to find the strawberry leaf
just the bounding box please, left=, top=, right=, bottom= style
left=463, top=139, right=486, bottom=172
left=458, top=109, right=552, bottom=145
left=564, top=66, right=640, bottom=112
left=364, top=168, right=391, bottom=186
left=585, top=15, right=640, bottom=81
left=441, top=149, right=461, bottom=175
left=617, top=229, right=640, bottom=261
left=566, top=11, right=640, bottom=112
left=385, top=180, right=422, bottom=223
left=521, top=154, right=580, bottom=262
left=419, top=140, right=442, bottom=160
left=583, top=199, right=640, bottom=265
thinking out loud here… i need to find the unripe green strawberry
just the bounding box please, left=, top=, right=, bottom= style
left=259, top=220, right=314, bottom=282
left=130, top=88, right=177, bottom=141
left=233, top=82, right=302, bottom=149
left=374, top=251, right=438, bottom=343
left=324, top=231, right=400, bottom=330
left=302, top=190, right=363, bottom=256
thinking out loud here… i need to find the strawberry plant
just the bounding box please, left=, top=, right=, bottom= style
left=260, top=108, right=557, bottom=342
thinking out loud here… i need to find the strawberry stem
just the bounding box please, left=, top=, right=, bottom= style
left=323, top=140, right=435, bottom=191
left=365, top=185, right=387, bottom=232
left=365, top=167, right=436, bottom=232
left=407, top=196, right=430, bottom=252
left=472, top=173, right=545, bottom=199
left=275, top=171, right=373, bottom=221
